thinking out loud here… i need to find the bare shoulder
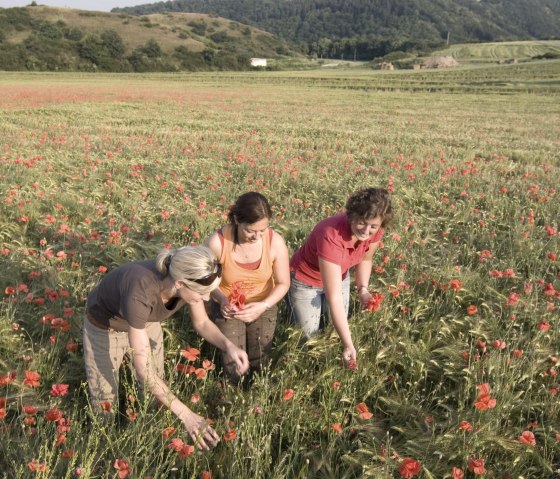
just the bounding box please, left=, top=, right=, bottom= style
left=205, top=229, right=223, bottom=256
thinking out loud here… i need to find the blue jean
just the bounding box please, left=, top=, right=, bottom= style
left=288, top=273, right=350, bottom=338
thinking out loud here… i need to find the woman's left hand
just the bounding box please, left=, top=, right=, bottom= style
left=232, top=302, right=268, bottom=323
left=358, top=289, right=372, bottom=310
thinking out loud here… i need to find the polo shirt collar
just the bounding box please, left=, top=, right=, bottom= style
left=339, top=214, right=357, bottom=249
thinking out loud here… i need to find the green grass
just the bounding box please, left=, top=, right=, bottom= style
left=0, top=63, right=559, bottom=478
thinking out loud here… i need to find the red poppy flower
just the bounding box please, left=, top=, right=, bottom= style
left=191, top=393, right=201, bottom=404
left=366, top=292, right=383, bottom=312
left=162, top=426, right=175, bottom=439
left=28, top=460, right=48, bottom=472
left=50, top=383, right=69, bottom=397
left=228, top=282, right=247, bottom=310
left=44, top=408, right=63, bottom=422
left=113, top=458, right=132, bottom=479
left=449, top=279, right=462, bottom=291
left=223, top=429, right=237, bottom=441
left=458, top=420, right=473, bottom=431
left=332, top=381, right=341, bottom=390
left=356, top=402, right=373, bottom=420
left=194, top=368, right=207, bottom=379
left=519, top=430, right=536, bottom=446
left=451, top=467, right=464, bottom=479
left=200, top=471, right=212, bottom=479
left=466, top=305, right=478, bottom=315
left=346, top=359, right=357, bottom=370
left=179, top=445, right=195, bottom=457
left=331, top=423, right=343, bottom=434
left=60, top=449, right=74, bottom=458
left=0, top=371, right=16, bottom=387
left=474, top=383, right=497, bottom=411
left=99, top=401, right=111, bottom=412
left=467, top=457, right=486, bottom=475
left=168, top=438, right=185, bottom=451
left=202, top=359, right=215, bottom=370
left=180, top=347, right=200, bottom=361
left=0, top=407, right=6, bottom=420
left=23, top=370, right=41, bottom=388
left=399, top=458, right=421, bottom=478
left=23, top=405, right=39, bottom=416
left=282, top=389, right=294, bottom=401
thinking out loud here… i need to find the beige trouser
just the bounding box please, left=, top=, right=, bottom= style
left=82, top=315, right=164, bottom=412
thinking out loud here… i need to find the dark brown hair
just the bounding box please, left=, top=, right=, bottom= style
left=227, top=192, right=272, bottom=244
left=345, top=187, right=393, bottom=227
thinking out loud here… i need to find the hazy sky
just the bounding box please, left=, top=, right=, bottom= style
left=0, top=1, right=141, bottom=11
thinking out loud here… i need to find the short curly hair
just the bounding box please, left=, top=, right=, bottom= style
left=345, top=188, right=393, bottom=227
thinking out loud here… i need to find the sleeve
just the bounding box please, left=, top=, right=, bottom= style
left=316, top=228, right=345, bottom=266
left=120, top=274, right=155, bottom=329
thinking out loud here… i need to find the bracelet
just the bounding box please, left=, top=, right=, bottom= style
left=356, top=285, right=368, bottom=293
left=262, top=300, right=271, bottom=310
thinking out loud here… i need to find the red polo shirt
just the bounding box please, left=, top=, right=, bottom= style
left=290, top=213, right=384, bottom=287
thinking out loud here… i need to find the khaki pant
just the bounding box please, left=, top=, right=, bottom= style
left=82, top=315, right=164, bottom=412
left=212, top=303, right=277, bottom=382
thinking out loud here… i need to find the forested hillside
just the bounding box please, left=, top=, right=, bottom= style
left=114, top=0, right=560, bottom=60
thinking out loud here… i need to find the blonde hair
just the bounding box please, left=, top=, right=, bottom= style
left=155, top=245, right=221, bottom=294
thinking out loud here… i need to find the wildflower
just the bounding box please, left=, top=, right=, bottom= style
left=44, top=408, right=63, bottom=422
left=28, top=460, right=48, bottom=472
left=201, top=471, right=212, bottom=479
left=474, top=383, right=497, bottom=411
left=467, top=457, right=486, bottom=475
left=548, top=253, right=558, bottom=261
left=449, top=279, right=462, bottom=291
left=537, top=321, right=551, bottom=332
left=332, top=381, right=341, bottom=390
left=223, top=429, right=237, bottom=441
left=125, top=408, right=137, bottom=421
left=458, top=420, right=473, bottom=431
left=366, top=292, right=383, bottom=312
left=399, top=458, right=421, bottom=478
left=282, top=389, right=294, bottom=401
left=506, top=292, right=520, bottom=306
left=466, top=305, right=478, bottom=315
left=113, top=459, right=132, bottom=479
left=202, top=359, right=215, bottom=370
left=99, top=401, right=111, bottom=412
left=519, top=430, right=536, bottom=446
left=491, top=340, right=506, bottom=350
left=168, top=438, right=185, bottom=451
left=23, top=405, right=38, bottom=415
left=229, top=282, right=247, bottom=310
left=179, top=444, right=195, bottom=457
left=0, top=371, right=16, bottom=386
left=512, top=349, right=523, bottom=358
left=162, top=426, right=175, bottom=439
left=252, top=406, right=263, bottom=415
left=452, top=467, right=464, bottom=479
left=356, top=402, right=373, bottom=420
left=347, top=359, right=357, bottom=370
left=50, top=383, right=69, bottom=397
left=23, top=370, right=41, bottom=388
left=332, top=423, right=343, bottom=434
left=190, top=393, right=201, bottom=404
left=180, top=347, right=200, bottom=361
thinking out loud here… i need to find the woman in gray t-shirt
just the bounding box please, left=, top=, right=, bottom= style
left=84, top=245, right=249, bottom=450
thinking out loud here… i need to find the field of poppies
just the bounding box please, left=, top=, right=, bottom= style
left=0, top=62, right=559, bottom=479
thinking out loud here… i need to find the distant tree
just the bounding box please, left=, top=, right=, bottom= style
left=101, top=29, right=126, bottom=58
left=141, top=39, right=162, bottom=58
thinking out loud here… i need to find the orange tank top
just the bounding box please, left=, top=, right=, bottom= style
left=218, top=225, right=274, bottom=303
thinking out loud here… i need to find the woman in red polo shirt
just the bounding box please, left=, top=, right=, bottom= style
left=288, top=188, right=393, bottom=366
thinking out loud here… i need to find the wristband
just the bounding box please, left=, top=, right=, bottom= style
left=356, top=286, right=368, bottom=293
left=262, top=300, right=271, bottom=310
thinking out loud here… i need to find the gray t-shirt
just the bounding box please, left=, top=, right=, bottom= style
left=87, top=260, right=184, bottom=331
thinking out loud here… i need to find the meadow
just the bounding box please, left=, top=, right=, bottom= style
left=0, top=61, right=559, bottom=478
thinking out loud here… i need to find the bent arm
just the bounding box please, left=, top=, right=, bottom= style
left=354, top=242, right=380, bottom=307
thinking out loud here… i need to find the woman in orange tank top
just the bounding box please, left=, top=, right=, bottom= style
left=205, top=192, right=290, bottom=384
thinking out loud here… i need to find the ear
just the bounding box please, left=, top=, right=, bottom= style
left=174, top=279, right=183, bottom=290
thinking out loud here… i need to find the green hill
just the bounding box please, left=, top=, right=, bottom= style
left=113, top=0, right=560, bottom=61
left=0, top=5, right=297, bottom=72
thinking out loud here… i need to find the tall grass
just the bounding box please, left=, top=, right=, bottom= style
left=0, top=64, right=559, bottom=478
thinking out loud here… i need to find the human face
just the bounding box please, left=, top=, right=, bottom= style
left=350, top=216, right=382, bottom=242
left=236, top=217, right=269, bottom=243
left=176, top=282, right=211, bottom=304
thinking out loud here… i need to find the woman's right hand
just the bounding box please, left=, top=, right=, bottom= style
left=342, top=344, right=357, bottom=368
left=220, top=300, right=238, bottom=320
left=181, top=409, right=220, bottom=450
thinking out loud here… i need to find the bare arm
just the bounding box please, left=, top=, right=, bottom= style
left=319, top=257, right=356, bottom=366
left=204, top=231, right=237, bottom=318
left=128, top=325, right=220, bottom=450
